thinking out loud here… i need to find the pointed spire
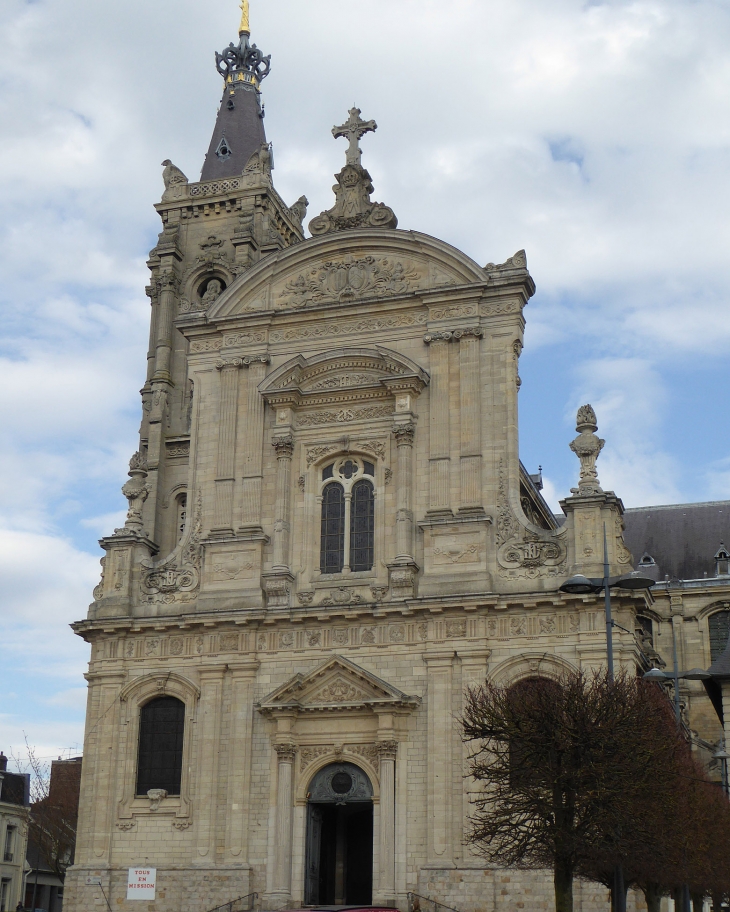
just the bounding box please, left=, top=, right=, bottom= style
left=201, top=1, right=270, bottom=181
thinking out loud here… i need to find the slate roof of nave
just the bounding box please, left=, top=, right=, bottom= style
left=621, top=501, right=730, bottom=582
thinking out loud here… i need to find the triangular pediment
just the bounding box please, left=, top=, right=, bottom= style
left=257, top=655, right=420, bottom=714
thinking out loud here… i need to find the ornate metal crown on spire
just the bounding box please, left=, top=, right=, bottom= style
left=309, top=107, right=398, bottom=236
left=215, top=0, right=270, bottom=89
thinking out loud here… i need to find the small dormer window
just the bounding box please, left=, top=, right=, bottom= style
left=215, top=136, right=233, bottom=161
left=716, top=543, right=730, bottom=577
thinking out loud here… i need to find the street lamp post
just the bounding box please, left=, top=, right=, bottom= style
left=559, top=524, right=655, bottom=912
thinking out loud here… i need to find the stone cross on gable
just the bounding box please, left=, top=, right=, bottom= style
left=332, top=107, right=377, bottom=168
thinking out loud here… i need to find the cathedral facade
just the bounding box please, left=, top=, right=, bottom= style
left=65, top=8, right=663, bottom=912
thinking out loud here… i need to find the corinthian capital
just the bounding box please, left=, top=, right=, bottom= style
left=392, top=422, right=416, bottom=446
left=275, top=743, right=297, bottom=763
left=272, top=435, right=294, bottom=458
left=376, top=740, right=398, bottom=761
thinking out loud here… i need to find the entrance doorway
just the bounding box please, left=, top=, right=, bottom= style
left=305, top=762, right=374, bottom=905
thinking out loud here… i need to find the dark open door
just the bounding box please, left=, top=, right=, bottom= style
left=305, top=804, right=324, bottom=904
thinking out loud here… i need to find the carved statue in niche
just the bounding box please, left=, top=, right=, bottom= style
left=201, top=278, right=223, bottom=309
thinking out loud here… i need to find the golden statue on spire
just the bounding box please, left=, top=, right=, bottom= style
left=239, top=0, right=250, bottom=35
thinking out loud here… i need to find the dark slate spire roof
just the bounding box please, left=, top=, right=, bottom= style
left=622, top=501, right=730, bottom=581
left=200, top=16, right=270, bottom=182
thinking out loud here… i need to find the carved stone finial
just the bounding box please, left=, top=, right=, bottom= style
left=569, top=404, right=605, bottom=495
left=309, top=107, right=397, bottom=236
left=122, top=454, right=149, bottom=532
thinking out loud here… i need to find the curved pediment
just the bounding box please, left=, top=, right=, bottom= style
left=205, top=228, right=490, bottom=320
left=259, top=347, right=429, bottom=401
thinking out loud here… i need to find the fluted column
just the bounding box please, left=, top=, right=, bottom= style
left=424, top=333, right=452, bottom=514
left=457, top=328, right=483, bottom=510
left=272, top=435, right=294, bottom=570
left=213, top=357, right=243, bottom=532
left=240, top=357, right=269, bottom=529
left=393, top=422, right=416, bottom=563
left=377, top=740, right=398, bottom=903
left=273, top=743, right=296, bottom=900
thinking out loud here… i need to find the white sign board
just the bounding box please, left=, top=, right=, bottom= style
left=127, top=868, right=156, bottom=900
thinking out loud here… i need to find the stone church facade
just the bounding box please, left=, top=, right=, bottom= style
left=64, top=7, right=671, bottom=912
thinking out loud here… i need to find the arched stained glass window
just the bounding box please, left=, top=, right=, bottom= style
left=709, top=610, right=730, bottom=662
left=350, top=480, right=374, bottom=572
left=321, top=483, right=345, bottom=574
left=136, top=697, right=185, bottom=796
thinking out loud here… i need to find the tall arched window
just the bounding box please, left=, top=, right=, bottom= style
left=709, top=610, right=730, bottom=662
left=321, top=483, right=345, bottom=574
left=136, top=697, right=185, bottom=796
left=320, top=458, right=375, bottom=574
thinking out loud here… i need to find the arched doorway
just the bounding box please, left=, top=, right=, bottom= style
left=305, top=762, right=373, bottom=905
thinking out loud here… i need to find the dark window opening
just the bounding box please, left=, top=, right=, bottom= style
left=136, top=696, right=185, bottom=796
left=709, top=611, right=730, bottom=662
left=636, top=615, right=653, bottom=643
left=363, top=461, right=375, bottom=477
left=341, top=460, right=357, bottom=479
left=350, top=480, right=374, bottom=572
left=320, top=483, right=345, bottom=574
left=322, top=464, right=334, bottom=481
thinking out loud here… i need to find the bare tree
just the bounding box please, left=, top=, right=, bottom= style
left=462, top=670, right=688, bottom=912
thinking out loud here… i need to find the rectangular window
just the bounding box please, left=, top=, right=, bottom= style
left=1, top=878, right=10, bottom=912
left=3, top=826, right=14, bottom=862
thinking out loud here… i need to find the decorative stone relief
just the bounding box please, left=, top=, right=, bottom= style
left=145, top=638, right=161, bottom=657
left=278, top=256, right=419, bottom=309
left=389, top=625, right=406, bottom=643
left=190, top=338, right=223, bottom=353
left=484, top=250, right=527, bottom=272
left=370, top=586, right=388, bottom=602
left=481, top=299, right=523, bottom=317
left=312, top=680, right=368, bottom=703
left=539, top=616, right=557, bottom=634
left=495, top=460, right=567, bottom=579
left=429, top=304, right=479, bottom=321
left=423, top=327, right=483, bottom=344
left=298, top=591, right=315, bottom=607
left=296, top=405, right=392, bottom=428
left=309, top=373, right=373, bottom=390
left=418, top=622, right=428, bottom=640
left=220, top=633, right=239, bottom=651
left=360, top=627, right=376, bottom=645
left=172, top=819, right=193, bottom=830
left=210, top=549, right=256, bottom=582
left=348, top=743, right=380, bottom=766
left=279, top=631, right=294, bottom=649
left=169, top=637, right=184, bottom=656
left=116, top=820, right=136, bottom=831
left=142, top=491, right=202, bottom=604
left=147, top=789, right=168, bottom=811
left=332, top=628, right=349, bottom=646
left=119, top=452, right=149, bottom=533
left=166, top=441, right=190, bottom=458
left=299, top=746, right=330, bottom=772
left=445, top=620, right=467, bottom=638
left=270, top=311, right=427, bottom=344
left=307, top=761, right=373, bottom=803
left=93, top=557, right=106, bottom=601
left=222, top=332, right=267, bottom=347
left=306, top=629, right=321, bottom=646
left=318, top=587, right=367, bottom=607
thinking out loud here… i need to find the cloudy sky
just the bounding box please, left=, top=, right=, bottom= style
left=1, top=0, right=729, bottom=763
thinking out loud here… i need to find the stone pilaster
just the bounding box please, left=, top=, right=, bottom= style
left=212, top=357, right=243, bottom=533
left=424, top=335, right=451, bottom=515
left=457, top=329, right=483, bottom=511
left=225, top=662, right=259, bottom=863
left=240, top=357, right=269, bottom=530
left=388, top=420, right=418, bottom=599
left=424, top=652, right=455, bottom=865
left=194, top=668, right=226, bottom=863
left=272, top=434, right=294, bottom=570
